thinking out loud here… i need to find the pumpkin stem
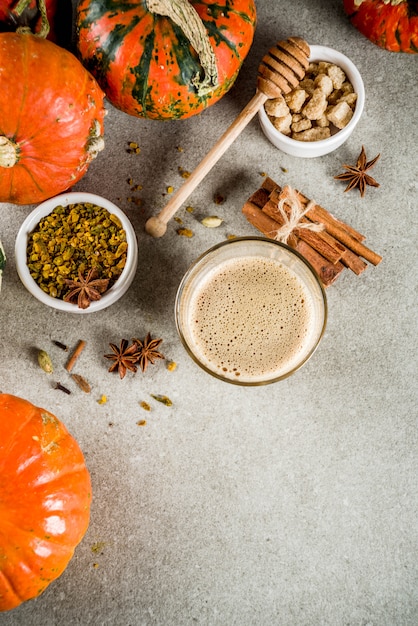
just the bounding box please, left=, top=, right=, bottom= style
left=85, top=120, right=105, bottom=160
left=14, top=0, right=50, bottom=38
left=0, top=137, right=18, bottom=168
left=145, top=0, right=219, bottom=95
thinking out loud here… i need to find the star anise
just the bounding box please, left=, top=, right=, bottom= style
left=132, top=333, right=164, bottom=372
left=64, top=268, right=109, bottom=309
left=334, top=145, right=380, bottom=197
left=104, top=339, right=139, bottom=379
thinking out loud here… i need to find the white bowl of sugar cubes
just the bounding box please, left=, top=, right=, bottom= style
left=258, top=45, right=365, bottom=158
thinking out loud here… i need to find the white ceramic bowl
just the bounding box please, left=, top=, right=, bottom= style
left=258, top=45, right=365, bottom=158
left=15, top=192, right=138, bottom=313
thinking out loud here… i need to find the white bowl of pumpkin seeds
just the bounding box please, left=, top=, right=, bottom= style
left=15, top=192, right=138, bottom=313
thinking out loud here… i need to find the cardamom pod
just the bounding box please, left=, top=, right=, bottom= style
left=201, top=216, right=223, bottom=228
left=38, top=350, right=53, bottom=374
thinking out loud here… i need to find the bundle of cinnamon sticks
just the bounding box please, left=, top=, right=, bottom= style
left=242, top=177, right=382, bottom=287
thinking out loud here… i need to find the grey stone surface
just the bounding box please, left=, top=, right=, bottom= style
left=1, top=1, right=417, bottom=624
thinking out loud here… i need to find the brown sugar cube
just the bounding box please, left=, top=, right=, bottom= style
left=327, top=101, right=353, bottom=129
left=292, top=127, right=331, bottom=142
left=265, top=95, right=289, bottom=117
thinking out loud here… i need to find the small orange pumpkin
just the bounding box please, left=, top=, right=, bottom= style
left=343, top=0, right=418, bottom=53
left=0, top=32, right=105, bottom=205
left=0, top=394, right=92, bottom=612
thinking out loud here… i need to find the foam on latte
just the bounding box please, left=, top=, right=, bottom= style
left=187, top=256, right=318, bottom=382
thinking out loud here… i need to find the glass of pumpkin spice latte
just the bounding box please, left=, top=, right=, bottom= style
left=175, top=237, right=327, bottom=385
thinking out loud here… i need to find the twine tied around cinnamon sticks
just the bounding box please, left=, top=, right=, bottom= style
left=272, top=185, right=324, bottom=244
left=242, top=177, right=382, bottom=287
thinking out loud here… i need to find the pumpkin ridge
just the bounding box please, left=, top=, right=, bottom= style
left=0, top=400, right=39, bottom=471
left=0, top=570, right=22, bottom=611
left=10, top=161, right=45, bottom=200
left=130, top=26, right=156, bottom=113
left=203, top=18, right=240, bottom=58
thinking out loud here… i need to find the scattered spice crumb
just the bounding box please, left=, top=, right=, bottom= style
left=177, top=228, right=193, bottom=238
left=140, top=401, right=151, bottom=411
left=151, top=394, right=173, bottom=407
left=214, top=193, right=225, bottom=205
left=127, top=197, right=143, bottom=206
left=176, top=146, right=184, bottom=152
left=174, top=217, right=183, bottom=224
left=137, top=419, right=147, bottom=426
left=127, top=142, right=140, bottom=154
left=98, top=395, right=107, bottom=404
left=91, top=542, right=106, bottom=554
left=167, top=361, right=177, bottom=372
left=227, top=234, right=237, bottom=240
left=281, top=167, right=288, bottom=173
left=260, top=171, right=267, bottom=177
left=71, top=373, right=91, bottom=393
left=178, top=166, right=191, bottom=178
left=93, top=563, right=99, bottom=569
left=108, top=422, right=114, bottom=427
left=186, top=206, right=194, bottom=213
left=166, top=185, right=174, bottom=194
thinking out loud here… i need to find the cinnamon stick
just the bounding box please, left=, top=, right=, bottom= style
left=294, top=240, right=344, bottom=287
left=305, top=204, right=382, bottom=265
left=242, top=201, right=343, bottom=287
left=270, top=187, right=367, bottom=274
left=262, top=198, right=344, bottom=264
left=269, top=187, right=366, bottom=243
left=242, top=201, right=284, bottom=239
left=65, top=340, right=87, bottom=372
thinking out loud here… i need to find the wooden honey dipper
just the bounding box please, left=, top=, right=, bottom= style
left=145, top=37, right=310, bottom=237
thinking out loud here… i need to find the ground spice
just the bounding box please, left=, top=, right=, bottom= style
left=27, top=203, right=127, bottom=300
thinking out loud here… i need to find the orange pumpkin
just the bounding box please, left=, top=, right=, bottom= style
left=76, top=0, right=257, bottom=120
left=0, top=394, right=92, bottom=612
left=0, top=33, right=105, bottom=205
left=343, top=0, right=418, bottom=53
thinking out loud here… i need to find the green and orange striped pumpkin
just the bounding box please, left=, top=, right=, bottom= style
left=76, top=0, right=257, bottom=120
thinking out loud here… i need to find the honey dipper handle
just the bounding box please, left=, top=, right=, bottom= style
left=145, top=90, right=268, bottom=237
